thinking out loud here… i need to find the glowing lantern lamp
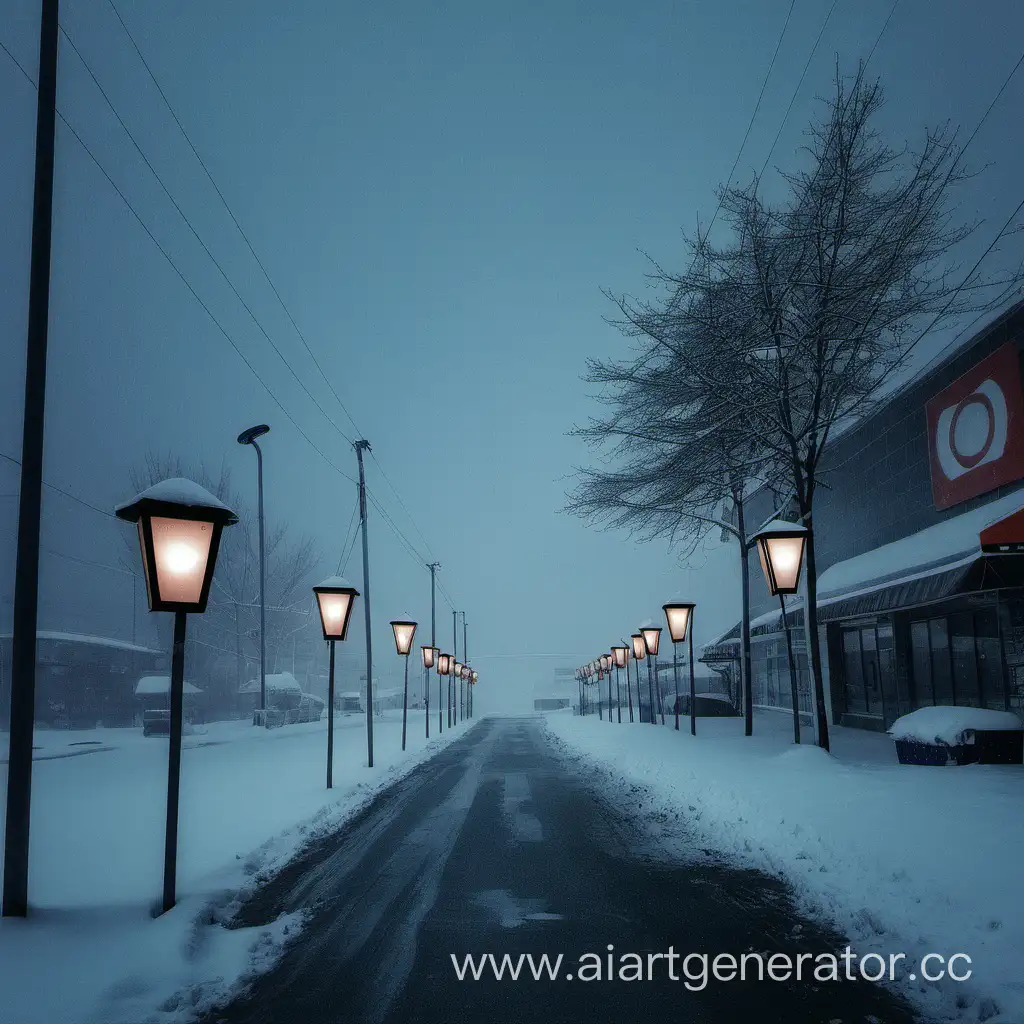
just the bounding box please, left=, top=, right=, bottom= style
left=663, top=602, right=696, bottom=735
left=313, top=576, right=360, bottom=791
left=116, top=478, right=238, bottom=915
left=390, top=616, right=418, bottom=751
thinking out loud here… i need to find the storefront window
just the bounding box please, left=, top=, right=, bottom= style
left=950, top=611, right=980, bottom=707
left=929, top=618, right=954, bottom=704
left=910, top=620, right=932, bottom=706
left=842, top=629, right=868, bottom=714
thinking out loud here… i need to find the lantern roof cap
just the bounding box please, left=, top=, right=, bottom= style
left=639, top=619, right=660, bottom=629
left=314, top=575, right=358, bottom=591
left=754, top=518, right=807, bottom=537
left=115, top=477, right=237, bottom=524
left=390, top=613, right=417, bottom=624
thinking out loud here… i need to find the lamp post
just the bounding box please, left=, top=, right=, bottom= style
left=115, top=478, right=238, bottom=914
left=421, top=645, right=435, bottom=737
left=621, top=644, right=634, bottom=722
left=452, top=661, right=462, bottom=727
left=437, top=653, right=450, bottom=732
left=664, top=602, right=696, bottom=735
left=641, top=623, right=663, bottom=725
left=631, top=634, right=648, bottom=722
left=471, top=669, right=477, bottom=717
left=612, top=646, right=627, bottom=724
left=753, top=520, right=809, bottom=745
left=599, top=654, right=612, bottom=723
left=237, top=424, right=270, bottom=723
left=390, top=616, right=417, bottom=751
left=314, top=577, right=359, bottom=788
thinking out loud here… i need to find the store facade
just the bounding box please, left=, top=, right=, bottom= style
left=702, top=301, right=1024, bottom=731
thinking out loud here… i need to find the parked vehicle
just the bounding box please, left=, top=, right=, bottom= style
left=142, top=709, right=170, bottom=737
left=339, top=691, right=364, bottom=714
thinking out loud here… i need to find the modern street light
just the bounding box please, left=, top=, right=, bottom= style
left=390, top=616, right=417, bottom=751
left=236, top=424, right=270, bottom=724
left=115, top=478, right=238, bottom=914
left=664, top=602, right=696, bottom=735
left=421, top=645, right=436, bottom=738
left=753, top=520, right=809, bottom=745
left=313, top=577, right=360, bottom=788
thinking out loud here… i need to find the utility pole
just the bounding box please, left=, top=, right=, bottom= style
left=462, top=612, right=468, bottom=721
left=3, top=0, right=60, bottom=919
left=354, top=440, right=374, bottom=768
left=427, top=562, right=440, bottom=738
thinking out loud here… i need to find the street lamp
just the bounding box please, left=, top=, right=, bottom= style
left=611, top=645, right=627, bottom=724
left=421, top=645, right=435, bottom=738
left=640, top=624, right=662, bottom=725
left=664, top=602, right=696, bottom=735
left=237, top=423, right=270, bottom=722
left=599, top=654, right=613, bottom=723
left=115, top=478, right=238, bottom=915
left=313, top=577, right=359, bottom=789
left=753, top=520, right=809, bottom=744
left=452, top=661, right=463, bottom=727
left=630, top=634, right=648, bottom=722
left=437, top=652, right=450, bottom=734
left=390, top=616, right=417, bottom=751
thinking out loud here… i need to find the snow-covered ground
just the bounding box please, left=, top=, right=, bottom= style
left=545, top=710, right=1023, bottom=1024
left=0, top=711, right=474, bottom=1024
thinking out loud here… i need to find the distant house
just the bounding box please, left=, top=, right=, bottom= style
left=239, top=672, right=303, bottom=713
left=0, top=631, right=166, bottom=729
left=134, top=675, right=205, bottom=723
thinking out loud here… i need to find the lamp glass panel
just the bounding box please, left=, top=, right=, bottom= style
left=641, top=627, right=661, bottom=656
left=612, top=647, right=627, bottom=668
left=392, top=621, right=417, bottom=655
left=421, top=645, right=436, bottom=668
left=756, top=537, right=774, bottom=591
left=317, top=591, right=354, bottom=639
left=438, top=654, right=450, bottom=674
left=631, top=635, right=646, bottom=660
left=150, top=516, right=214, bottom=606
left=766, top=534, right=805, bottom=592
left=664, top=605, right=691, bottom=643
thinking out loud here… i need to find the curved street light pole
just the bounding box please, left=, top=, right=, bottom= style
left=237, top=425, right=270, bottom=719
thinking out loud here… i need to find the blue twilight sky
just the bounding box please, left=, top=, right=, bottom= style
left=1, top=0, right=1023, bottom=710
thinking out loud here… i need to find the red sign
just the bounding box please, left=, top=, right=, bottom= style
left=926, top=342, right=1024, bottom=509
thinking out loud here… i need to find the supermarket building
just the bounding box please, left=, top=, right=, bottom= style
left=702, top=301, right=1024, bottom=731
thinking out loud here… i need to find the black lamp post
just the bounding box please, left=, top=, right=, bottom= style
left=631, top=634, right=648, bottom=722
left=664, top=602, right=696, bottom=735
left=421, top=645, right=436, bottom=737
left=753, top=520, right=809, bottom=745
left=612, top=646, right=627, bottom=724
left=236, top=424, right=270, bottom=722
left=437, top=653, right=450, bottom=732
left=313, top=577, right=359, bottom=788
left=390, top=616, right=417, bottom=751
left=115, top=478, right=238, bottom=915
left=471, top=669, right=477, bottom=716
left=641, top=623, right=664, bottom=725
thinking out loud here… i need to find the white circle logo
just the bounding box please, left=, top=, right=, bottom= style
left=936, top=378, right=1008, bottom=481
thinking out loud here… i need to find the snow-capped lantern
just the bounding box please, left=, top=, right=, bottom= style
left=663, top=602, right=695, bottom=643
left=753, top=520, right=808, bottom=596
left=313, top=576, right=360, bottom=641
left=390, top=616, right=417, bottom=656
left=631, top=633, right=647, bottom=661
left=612, top=645, right=628, bottom=669
left=640, top=621, right=662, bottom=657
left=421, top=645, right=437, bottom=669
left=115, top=478, right=238, bottom=614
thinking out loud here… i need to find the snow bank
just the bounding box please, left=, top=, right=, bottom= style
left=0, top=712, right=476, bottom=1024
left=545, top=712, right=1024, bottom=1024
left=889, top=706, right=1023, bottom=746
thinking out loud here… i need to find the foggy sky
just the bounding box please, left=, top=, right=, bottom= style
left=2, top=0, right=1023, bottom=714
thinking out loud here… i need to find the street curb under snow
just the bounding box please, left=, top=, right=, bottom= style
left=543, top=715, right=1014, bottom=1024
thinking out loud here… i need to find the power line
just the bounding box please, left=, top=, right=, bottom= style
left=104, top=0, right=365, bottom=442
left=0, top=449, right=118, bottom=520
left=368, top=451, right=437, bottom=562
left=864, top=0, right=900, bottom=68
left=0, top=36, right=34, bottom=87
left=53, top=105, right=359, bottom=488
left=758, top=0, right=841, bottom=179
left=705, top=0, right=796, bottom=235
left=58, top=25, right=357, bottom=451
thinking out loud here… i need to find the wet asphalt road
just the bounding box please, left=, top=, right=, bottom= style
left=207, top=716, right=916, bottom=1024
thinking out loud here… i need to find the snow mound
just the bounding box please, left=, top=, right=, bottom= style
left=889, top=706, right=1023, bottom=746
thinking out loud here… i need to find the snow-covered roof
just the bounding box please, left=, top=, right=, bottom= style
left=314, top=575, right=357, bottom=591
left=0, top=631, right=164, bottom=655
left=135, top=675, right=202, bottom=696
left=239, top=672, right=302, bottom=693
left=816, top=490, right=1024, bottom=604
left=114, top=478, right=234, bottom=515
